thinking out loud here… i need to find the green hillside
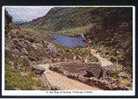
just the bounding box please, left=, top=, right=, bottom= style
left=23, top=7, right=97, bottom=33
left=23, top=7, right=132, bottom=35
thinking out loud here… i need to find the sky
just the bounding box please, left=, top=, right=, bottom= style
left=5, top=6, right=53, bottom=23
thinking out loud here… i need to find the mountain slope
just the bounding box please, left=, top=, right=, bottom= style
left=23, top=7, right=97, bottom=32
left=23, top=7, right=132, bottom=34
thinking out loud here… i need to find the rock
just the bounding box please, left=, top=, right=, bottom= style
left=32, top=43, right=43, bottom=50
left=88, top=77, right=129, bottom=90
left=49, top=61, right=129, bottom=90
left=9, top=61, right=14, bottom=66
left=47, top=42, right=57, bottom=52
left=73, top=56, right=77, bottom=60
left=85, top=63, right=112, bottom=79
left=22, top=48, right=28, bottom=55
left=85, top=65, right=103, bottom=78
left=12, top=48, right=20, bottom=55
left=78, top=75, right=88, bottom=83
left=20, top=72, right=28, bottom=77
left=118, top=72, right=129, bottom=78
left=32, top=65, right=45, bottom=75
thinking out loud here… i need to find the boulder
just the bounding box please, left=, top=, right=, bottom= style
left=32, top=65, right=45, bottom=75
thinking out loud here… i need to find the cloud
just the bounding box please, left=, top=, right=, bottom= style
left=5, top=6, right=53, bottom=22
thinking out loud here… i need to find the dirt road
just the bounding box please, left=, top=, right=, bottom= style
left=40, top=64, right=100, bottom=90
left=90, top=49, right=113, bottom=67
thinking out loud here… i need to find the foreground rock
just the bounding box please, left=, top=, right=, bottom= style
left=32, top=64, right=46, bottom=75
left=49, top=61, right=129, bottom=90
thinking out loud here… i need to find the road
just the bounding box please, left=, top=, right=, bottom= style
left=40, top=64, right=100, bottom=90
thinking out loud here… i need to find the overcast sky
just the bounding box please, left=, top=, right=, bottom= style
left=5, top=6, right=53, bottom=22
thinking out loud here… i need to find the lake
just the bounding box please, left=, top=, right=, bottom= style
left=52, top=34, right=87, bottom=48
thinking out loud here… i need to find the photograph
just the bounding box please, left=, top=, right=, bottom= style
left=2, top=6, right=135, bottom=96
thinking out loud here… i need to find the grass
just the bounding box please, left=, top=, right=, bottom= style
left=91, top=41, right=125, bottom=63
left=13, top=27, right=53, bottom=43
left=5, top=27, right=53, bottom=90
left=5, top=58, right=45, bottom=90
left=56, top=24, right=93, bottom=36
left=120, top=78, right=132, bottom=88
left=55, top=44, right=99, bottom=62
left=20, top=27, right=49, bottom=37
left=23, top=23, right=93, bottom=37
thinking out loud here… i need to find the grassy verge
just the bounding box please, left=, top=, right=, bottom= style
left=5, top=59, right=45, bottom=90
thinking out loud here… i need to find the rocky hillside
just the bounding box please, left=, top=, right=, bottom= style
left=5, top=11, right=53, bottom=90
left=22, top=7, right=132, bottom=72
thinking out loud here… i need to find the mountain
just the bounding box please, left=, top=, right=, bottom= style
left=22, top=7, right=132, bottom=34
left=22, top=7, right=100, bottom=33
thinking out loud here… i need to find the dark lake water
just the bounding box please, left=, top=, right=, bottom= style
left=52, top=34, right=87, bottom=48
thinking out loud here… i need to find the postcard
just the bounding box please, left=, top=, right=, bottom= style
left=2, top=5, right=135, bottom=97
